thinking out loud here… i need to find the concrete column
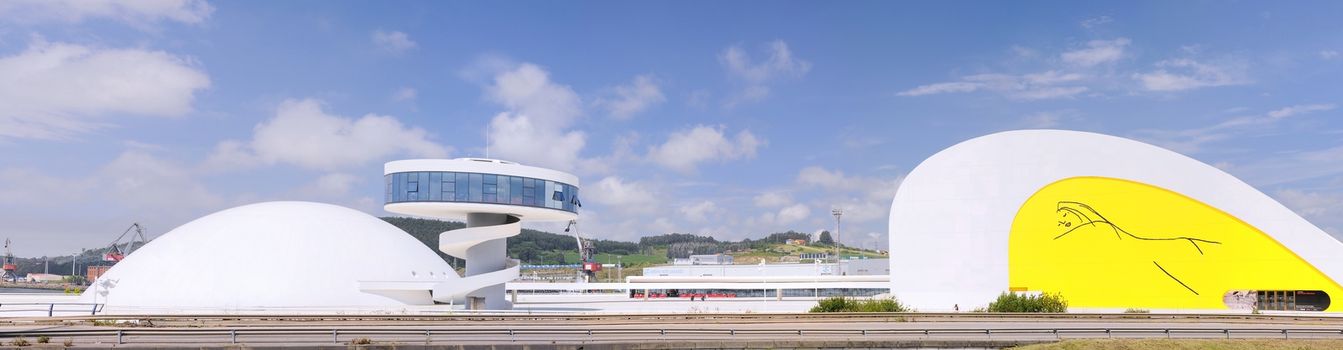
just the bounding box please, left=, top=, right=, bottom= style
left=465, top=213, right=511, bottom=310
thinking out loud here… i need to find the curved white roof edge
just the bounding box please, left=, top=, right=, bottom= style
left=385, top=158, right=579, bottom=186
left=888, top=129, right=1343, bottom=309
left=83, top=201, right=455, bottom=309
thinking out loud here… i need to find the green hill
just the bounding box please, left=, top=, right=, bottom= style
left=380, top=217, right=887, bottom=270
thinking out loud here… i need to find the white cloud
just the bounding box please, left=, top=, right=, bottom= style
left=487, top=63, right=581, bottom=126
left=1275, top=189, right=1341, bottom=219
left=205, top=98, right=449, bottom=171
left=101, top=150, right=223, bottom=212
left=0, top=40, right=210, bottom=140
left=0, top=0, right=213, bottom=25
left=1135, top=103, right=1335, bottom=154
left=312, top=173, right=360, bottom=195
left=898, top=71, right=1088, bottom=100
left=391, top=87, right=417, bottom=102
left=1019, top=110, right=1083, bottom=129
left=775, top=203, right=810, bottom=225
left=719, top=40, right=811, bottom=104
left=896, top=82, right=982, bottom=96
left=1321, top=50, right=1340, bottom=60
left=372, top=30, right=417, bottom=54
left=1267, top=104, right=1335, bottom=119
left=647, top=125, right=763, bottom=173
left=1134, top=58, right=1249, bottom=91
left=1061, top=38, right=1129, bottom=67
left=797, top=166, right=902, bottom=201
left=1080, top=16, right=1113, bottom=29
left=476, top=63, right=594, bottom=171
left=486, top=112, right=586, bottom=170
left=680, top=200, right=718, bottom=223
left=594, top=74, right=665, bottom=119
left=1234, top=145, right=1343, bottom=186
left=753, top=191, right=792, bottom=208
left=586, top=177, right=657, bottom=213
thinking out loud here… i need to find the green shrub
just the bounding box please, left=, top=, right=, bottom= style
left=35, top=335, right=48, bottom=344
left=809, top=296, right=910, bottom=313
left=985, top=291, right=1068, bottom=313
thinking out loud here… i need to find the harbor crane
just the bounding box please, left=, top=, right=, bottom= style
left=2, top=239, right=16, bottom=282
left=103, top=223, right=149, bottom=262
left=564, top=220, right=600, bottom=282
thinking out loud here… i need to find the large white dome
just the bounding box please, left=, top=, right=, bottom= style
left=83, top=201, right=455, bottom=309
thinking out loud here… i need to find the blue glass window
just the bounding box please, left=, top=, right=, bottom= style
left=455, top=173, right=469, bottom=201
left=468, top=173, right=483, bottom=202
left=497, top=176, right=510, bottom=204
left=428, top=172, right=442, bottom=201
left=384, top=171, right=577, bottom=212
left=392, top=173, right=404, bottom=202
left=511, top=177, right=523, bottom=204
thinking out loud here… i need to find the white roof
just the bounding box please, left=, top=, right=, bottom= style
left=84, top=201, right=454, bottom=308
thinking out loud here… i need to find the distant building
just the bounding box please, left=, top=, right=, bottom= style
left=785, top=239, right=807, bottom=245
left=672, top=254, right=733, bottom=265
left=646, top=259, right=889, bottom=278
left=26, top=273, right=65, bottom=283
left=87, top=265, right=112, bottom=281
left=799, top=252, right=828, bottom=260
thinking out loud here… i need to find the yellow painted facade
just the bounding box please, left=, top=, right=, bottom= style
left=1008, top=176, right=1340, bottom=312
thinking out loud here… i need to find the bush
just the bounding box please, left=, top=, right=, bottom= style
left=35, top=335, right=48, bottom=344
left=63, top=338, right=73, bottom=347
left=809, top=296, right=910, bottom=313
left=1123, top=308, right=1150, bottom=313
left=985, top=291, right=1068, bottom=313
left=10, top=336, right=29, bottom=346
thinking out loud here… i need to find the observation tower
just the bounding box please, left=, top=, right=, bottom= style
left=384, top=158, right=580, bottom=310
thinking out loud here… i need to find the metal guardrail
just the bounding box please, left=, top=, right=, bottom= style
left=6, top=311, right=1340, bottom=325
left=0, top=302, right=102, bottom=317
left=0, top=326, right=1341, bottom=345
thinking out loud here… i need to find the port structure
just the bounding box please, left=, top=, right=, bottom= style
left=383, top=158, right=579, bottom=310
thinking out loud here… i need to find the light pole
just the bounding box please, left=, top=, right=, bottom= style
left=832, top=208, right=843, bottom=269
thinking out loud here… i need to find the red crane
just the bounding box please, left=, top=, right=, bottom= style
left=2, top=239, right=16, bottom=282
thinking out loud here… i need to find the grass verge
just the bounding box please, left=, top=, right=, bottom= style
left=1012, top=339, right=1343, bottom=350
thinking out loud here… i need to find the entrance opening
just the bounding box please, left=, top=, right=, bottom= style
left=1238, top=290, right=1331, bottom=311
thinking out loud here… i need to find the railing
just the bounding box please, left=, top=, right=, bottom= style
left=0, top=302, right=102, bottom=317
left=5, top=311, right=1340, bottom=325
left=0, top=326, right=1340, bottom=345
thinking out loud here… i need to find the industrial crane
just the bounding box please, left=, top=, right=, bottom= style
left=103, top=223, right=149, bottom=262
left=2, top=239, right=16, bottom=282
left=563, top=220, right=600, bottom=282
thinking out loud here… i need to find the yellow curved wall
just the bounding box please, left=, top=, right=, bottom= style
left=1008, top=176, right=1341, bottom=312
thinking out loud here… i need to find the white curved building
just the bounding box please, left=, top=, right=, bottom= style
left=83, top=202, right=455, bottom=310
left=383, top=158, right=579, bottom=310
left=889, top=130, right=1343, bottom=312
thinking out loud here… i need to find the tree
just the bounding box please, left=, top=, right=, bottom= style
left=817, top=231, right=834, bottom=245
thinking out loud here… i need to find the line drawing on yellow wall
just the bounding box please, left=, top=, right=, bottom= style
left=1055, top=201, right=1221, bottom=295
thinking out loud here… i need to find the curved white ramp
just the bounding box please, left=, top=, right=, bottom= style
left=432, top=214, right=522, bottom=308
left=438, top=215, right=520, bottom=258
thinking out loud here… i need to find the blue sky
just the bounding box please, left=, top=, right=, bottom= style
left=2, top=1, right=1342, bottom=256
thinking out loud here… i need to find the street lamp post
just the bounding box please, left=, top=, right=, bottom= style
left=832, top=208, right=843, bottom=270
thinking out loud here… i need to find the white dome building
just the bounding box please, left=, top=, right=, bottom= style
left=82, top=201, right=455, bottom=311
